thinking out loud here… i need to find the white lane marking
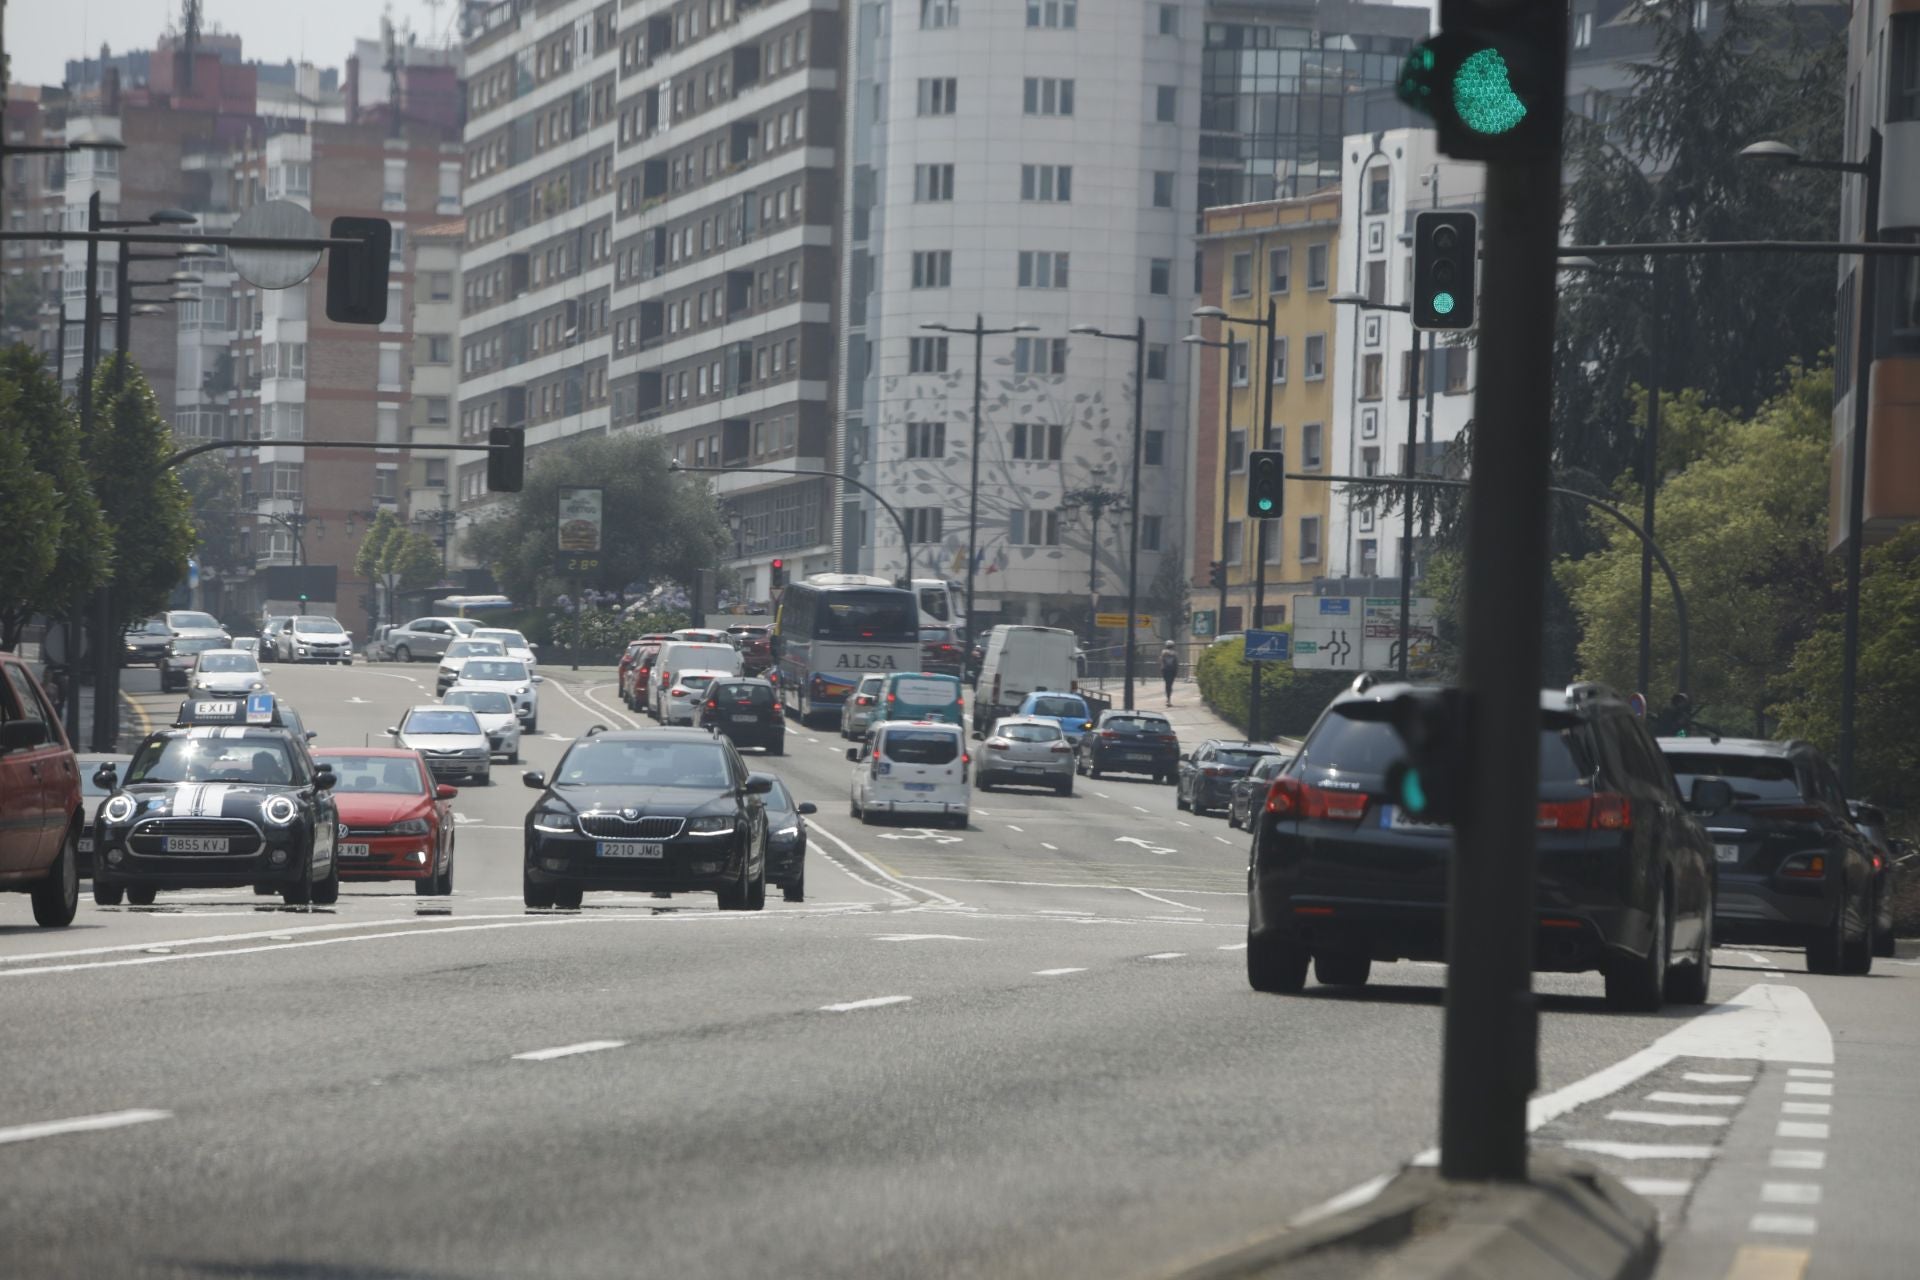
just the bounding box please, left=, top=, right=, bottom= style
left=0, top=914, right=537, bottom=966
left=1292, top=1174, right=1394, bottom=1227
left=1033, top=967, right=1086, bottom=976
left=1143, top=952, right=1185, bottom=960
left=1128, top=886, right=1203, bottom=913
left=1217, top=942, right=1247, bottom=951
left=1787, top=1068, right=1834, bottom=1079
left=1037, top=909, right=1093, bottom=916
left=1776, top=1121, right=1829, bottom=1140
left=0, top=1109, right=172, bottom=1146
left=1645, top=1091, right=1743, bottom=1106
left=1770, top=1149, right=1827, bottom=1171
left=1041, top=842, right=1059, bottom=851
left=1623, top=1178, right=1693, bottom=1197
left=1780, top=1101, right=1830, bottom=1116
left=1684, top=1072, right=1755, bottom=1084
left=1561, top=1141, right=1717, bottom=1160
left=1214, top=836, right=1234, bottom=845
left=806, top=737, right=819, bottom=743
left=820, top=996, right=912, bottom=1013
left=1748, top=1214, right=1818, bottom=1236
left=1608, top=1111, right=1732, bottom=1127
left=1006, top=825, right=1024, bottom=833
left=1132, top=805, right=1149, bottom=813
left=805, top=820, right=954, bottom=907
left=1761, top=1183, right=1823, bottom=1206
left=874, top=933, right=979, bottom=943
left=1116, top=836, right=1176, bottom=856
left=552, top=679, right=640, bottom=731
left=911, top=874, right=1239, bottom=896
left=1094, top=792, right=1110, bottom=799
left=512, top=1040, right=627, bottom=1062
left=1742, top=952, right=1779, bottom=967
left=1176, top=820, right=1192, bottom=828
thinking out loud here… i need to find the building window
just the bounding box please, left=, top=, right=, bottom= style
left=906, top=421, right=947, bottom=458
left=1361, top=353, right=1383, bottom=400
left=910, top=336, right=949, bottom=372
left=427, top=335, right=452, bottom=363
left=1026, top=0, right=1075, bottom=29
left=1152, top=171, right=1175, bottom=208
left=1013, top=337, right=1069, bottom=375
left=1023, top=77, right=1075, bottom=116
left=1146, top=344, right=1168, bottom=381
left=908, top=507, right=945, bottom=541
left=921, top=0, right=959, bottom=28
left=1269, top=246, right=1290, bottom=294
left=1154, top=86, right=1177, bottom=123
left=1018, top=250, right=1070, bottom=288
left=1692, top=0, right=1710, bottom=31
left=1149, top=258, right=1172, bottom=295
left=1229, top=339, right=1249, bottom=387
left=1144, top=429, right=1165, bottom=465
left=1444, top=345, right=1470, bottom=393
left=1230, top=251, right=1253, bottom=297
left=1158, top=4, right=1178, bottom=36
left=912, top=250, right=952, bottom=288
left=1013, top=509, right=1062, bottom=545
left=1140, top=514, right=1163, bottom=552
left=428, top=271, right=453, bottom=300
left=1271, top=335, right=1288, bottom=383
left=1298, top=515, right=1322, bottom=563
left=1224, top=519, right=1244, bottom=565
left=1359, top=539, right=1379, bottom=577
left=1021, top=164, right=1073, bottom=202
left=917, top=77, right=959, bottom=115
left=1307, top=243, right=1329, bottom=290
left=1367, top=167, right=1390, bottom=215
left=1301, top=422, right=1323, bottom=470
left=1365, top=259, right=1388, bottom=305
left=1574, top=10, right=1594, bottom=48
left=1304, top=333, right=1326, bottom=380
left=1010, top=421, right=1064, bottom=460
left=915, top=163, right=956, bottom=201
left=1890, top=15, right=1920, bottom=122
left=1227, top=428, right=1247, bottom=473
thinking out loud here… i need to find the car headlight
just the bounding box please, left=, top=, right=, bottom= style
left=773, top=824, right=800, bottom=839
left=102, top=794, right=137, bottom=824
left=388, top=818, right=431, bottom=836
left=686, top=816, right=733, bottom=835
left=532, top=812, right=576, bottom=834
left=250, top=680, right=265, bottom=691
left=516, top=686, right=530, bottom=697
left=262, top=795, right=299, bottom=826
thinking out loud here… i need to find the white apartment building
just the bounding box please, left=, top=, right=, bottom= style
left=1326, top=126, right=1483, bottom=586
left=837, top=0, right=1202, bottom=631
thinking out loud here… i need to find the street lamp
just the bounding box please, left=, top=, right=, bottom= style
left=1183, top=332, right=1239, bottom=630
left=919, top=317, right=1037, bottom=639
left=1741, top=132, right=1881, bottom=786
left=1067, top=319, right=1150, bottom=710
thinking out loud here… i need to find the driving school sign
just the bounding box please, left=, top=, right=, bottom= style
left=556, top=486, right=605, bottom=575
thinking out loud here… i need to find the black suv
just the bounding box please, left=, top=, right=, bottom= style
left=1846, top=800, right=1899, bottom=959
left=522, top=728, right=771, bottom=910
left=1660, top=737, right=1878, bottom=974
left=1077, top=710, right=1180, bottom=782
left=1249, top=680, right=1720, bottom=1010
left=1178, top=740, right=1284, bottom=816
left=697, top=677, right=785, bottom=755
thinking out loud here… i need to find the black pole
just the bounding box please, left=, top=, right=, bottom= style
left=1421, top=330, right=1435, bottom=540
left=81, top=193, right=119, bottom=753
left=571, top=575, right=582, bottom=671
left=1398, top=340, right=1420, bottom=677
left=966, top=316, right=984, bottom=640
left=1637, top=264, right=1664, bottom=698
left=1248, top=298, right=1276, bottom=741
left=1122, top=315, right=1145, bottom=711
left=1839, top=128, right=1882, bottom=792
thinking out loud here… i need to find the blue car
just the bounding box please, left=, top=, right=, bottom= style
left=1016, top=691, right=1094, bottom=744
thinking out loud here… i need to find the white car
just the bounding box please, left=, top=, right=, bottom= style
left=441, top=687, right=523, bottom=763
left=846, top=720, right=970, bottom=828
left=469, top=626, right=539, bottom=670
left=188, top=649, right=268, bottom=696
left=388, top=704, right=491, bottom=786
left=230, top=636, right=262, bottom=659
left=448, top=657, right=542, bottom=731
left=661, top=668, right=729, bottom=726
left=436, top=638, right=508, bottom=695
left=280, top=614, right=354, bottom=664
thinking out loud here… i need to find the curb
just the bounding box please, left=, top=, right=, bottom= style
left=1166, top=1155, right=1658, bottom=1280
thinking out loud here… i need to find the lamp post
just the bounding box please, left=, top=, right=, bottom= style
left=919, top=318, right=1037, bottom=640
left=1739, top=135, right=1881, bottom=788
left=1332, top=290, right=1417, bottom=677
left=1067, top=318, right=1148, bottom=710
left=1183, top=332, right=1237, bottom=632
left=1060, top=484, right=1129, bottom=650
left=1193, top=302, right=1277, bottom=737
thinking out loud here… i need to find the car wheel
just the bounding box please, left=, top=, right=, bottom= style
left=126, top=886, right=158, bottom=907
left=1604, top=885, right=1668, bottom=1011
left=523, top=867, right=555, bottom=910
left=1247, top=929, right=1310, bottom=994
left=93, top=881, right=125, bottom=906
left=1805, top=899, right=1845, bottom=974
left=978, top=777, right=993, bottom=792
left=1313, top=951, right=1371, bottom=987
left=1227, top=806, right=1241, bottom=831
left=1665, top=892, right=1713, bottom=1005
left=1175, top=783, right=1189, bottom=812
left=1056, top=780, right=1073, bottom=798
left=281, top=866, right=315, bottom=907
left=311, top=855, right=340, bottom=906
left=395, top=644, right=412, bottom=663
left=507, top=749, right=520, bottom=765
left=1841, top=896, right=1874, bottom=975
left=1089, top=763, right=1102, bottom=780
left=1873, top=885, right=1896, bottom=957
left=783, top=864, right=805, bottom=903
left=551, top=887, right=584, bottom=910
left=745, top=856, right=767, bottom=911
left=30, top=825, right=80, bottom=928
left=415, top=875, right=438, bottom=897
left=525, top=719, right=538, bottom=734
left=769, top=736, right=785, bottom=757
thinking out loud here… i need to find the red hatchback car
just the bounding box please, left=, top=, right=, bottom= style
left=0, top=653, right=83, bottom=927
left=311, top=749, right=456, bottom=896
left=621, top=634, right=673, bottom=709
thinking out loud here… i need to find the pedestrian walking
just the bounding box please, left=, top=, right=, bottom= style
left=1159, top=641, right=1179, bottom=706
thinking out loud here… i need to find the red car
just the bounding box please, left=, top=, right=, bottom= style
left=621, top=634, right=674, bottom=709
left=727, top=624, right=774, bottom=674
left=312, top=748, right=456, bottom=896
left=0, top=653, right=83, bottom=927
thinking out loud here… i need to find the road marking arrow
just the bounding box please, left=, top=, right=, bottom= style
left=877, top=828, right=963, bottom=845
left=1115, top=836, right=1176, bottom=856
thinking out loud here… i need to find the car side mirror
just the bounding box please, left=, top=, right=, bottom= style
left=313, top=766, right=337, bottom=791
left=1689, top=777, right=1733, bottom=815
left=0, top=718, right=50, bottom=752
left=1180, top=751, right=1192, bottom=762
left=93, top=763, right=120, bottom=788
left=797, top=801, right=818, bottom=816
left=522, top=770, right=547, bottom=789
left=845, top=746, right=861, bottom=763
left=436, top=784, right=458, bottom=800
left=532, top=674, right=545, bottom=684
left=744, top=774, right=774, bottom=795
left=385, top=727, right=400, bottom=737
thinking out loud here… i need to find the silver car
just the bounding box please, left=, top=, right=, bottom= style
left=384, top=616, right=479, bottom=663
left=976, top=716, right=1075, bottom=795
left=436, top=638, right=508, bottom=694
left=387, top=704, right=491, bottom=786
left=840, top=673, right=886, bottom=741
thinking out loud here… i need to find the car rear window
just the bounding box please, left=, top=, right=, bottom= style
left=1105, top=716, right=1170, bottom=734
left=1029, top=696, right=1086, bottom=718
left=1304, top=710, right=1590, bottom=782
left=1001, top=723, right=1062, bottom=743
left=1216, top=749, right=1277, bottom=769
left=891, top=676, right=959, bottom=705
left=712, top=682, right=774, bottom=706
left=881, top=728, right=961, bottom=765
left=1663, top=752, right=1802, bottom=803
left=678, top=674, right=717, bottom=691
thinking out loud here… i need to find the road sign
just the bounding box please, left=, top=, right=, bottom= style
left=1245, top=630, right=1291, bottom=663
left=1191, top=609, right=1216, bottom=639
left=230, top=199, right=325, bottom=290
left=1094, top=612, right=1153, bottom=629
left=1291, top=596, right=1439, bottom=670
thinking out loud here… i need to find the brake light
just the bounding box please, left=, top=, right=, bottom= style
left=672, top=689, right=688, bottom=698
left=962, top=752, right=970, bottom=765
left=987, top=740, right=1009, bottom=751
left=706, top=699, right=717, bottom=710
left=886, top=693, right=896, bottom=703
left=1757, top=804, right=1827, bottom=824
left=1873, top=853, right=1884, bottom=871
left=1537, top=793, right=1632, bottom=831
left=1159, top=734, right=1179, bottom=745
left=1782, top=855, right=1826, bottom=880
left=1050, top=742, right=1072, bottom=754
left=1203, top=764, right=1235, bottom=776
left=1266, top=777, right=1368, bottom=822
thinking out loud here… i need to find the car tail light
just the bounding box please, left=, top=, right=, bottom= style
left=1159, top=734, right=1179, bottom=745
left=1536, top=793, right=1632, bottom=831
left=706, top=699, right=717, bottom=710
left=1050, top=742, right=1072, bottom=754
left=1782, top=854, right=1826, bottom=879
left=1873, top=853, right=1884, bottom=871
left=962, top=752, right=970, bottom=765
left=987, top=740, right=1009, bottom=751
left=887, top=693, right=896, bottom=703
left=1100, top=730, right=1118, bottom=741
left=672, top=689, right=688, bottom=698
left=1203, top=764, right=1235, bottom=776
left=1266, top=777, right=1368, bottom=822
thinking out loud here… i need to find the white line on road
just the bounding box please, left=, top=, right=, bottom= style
left=1684, top=1073, right=1755, bottom=1084
left=805, top=820, right=958, bottom=907
left=1760, top=1182, right=1823, bottom=1206
left=1623, top=1178, right=1693, bottom=1197
left=1094, top=792, right=1110, bottom=799
left=512, top=1040, right=627, bottom=1062
left=1217, top=942, right=1247, bottom=951
left=1041, top=842, right=1059, bottom=850
left=1748, top=1214, right=1818, bottom=1236
left=1033, top=968, right=1086, bottom=976
left=1143, top=952, right=1185, bottom=960
left=1742, top=952, right=1778, bottom=967
left=1645, top=1091, right=1744, bottom=1106
left=1770, top=1149, right=1826, bottom=1171
left=1006, top=825, right=1024, bottom=833
left=1787, top=1068, right=1834, bottom=1079
left=1780, top=1101, right=1830, bottom=1116
left=0, top=914, right=537, bottom=966
left=1560, top=1141, right=1717, bottom=1160
left=0, top=1109, right=171, bottom=1146
left=1128, top=887, right=1203, bottom=912
left=1775, top=1121, right=1829, bottom=1140
left=1176, top=820, right=1192, bottom=827
left=1607, top=1111, right=1732, bottom=1127
left=910, top=874, right=1240, bottom=896
left=1132, top=805, right=1150, bottom=812
left=820, top=996, right=913, bottom=1013
left=874, top=934, right=979, bottom=943
left=1213, top=836, right=1233, bottom=845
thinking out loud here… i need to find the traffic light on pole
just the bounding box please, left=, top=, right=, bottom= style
left=1395, top=1, right=1567, bottom=163
left=487, top=426, right=526, bottom=493
left=1209, top=560, right=1226, bottom=589
left=769, top=558, right=786, bottom=591
left=324, top=216, right=393, bottom=325
left=1245, top=450, right=1285, bottom=520
left=1412, top=211, right=1478, bottom=331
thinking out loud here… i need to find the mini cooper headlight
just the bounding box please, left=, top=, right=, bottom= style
left=262, top=795, right=299, bottom=826
left=102, top=794, right=137, bottom=824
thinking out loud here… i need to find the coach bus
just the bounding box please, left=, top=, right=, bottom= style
left=773, top=576, right=919, bottom=724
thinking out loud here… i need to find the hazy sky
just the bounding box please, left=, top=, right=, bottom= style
left=10, top=0, right=465, bottom=88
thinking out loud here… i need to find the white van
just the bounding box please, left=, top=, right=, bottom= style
left=972, top=625, right=1079, bottom=734
left=846, top=721, right=970, bottom=828
left=648, top=641, right=742, bottom=719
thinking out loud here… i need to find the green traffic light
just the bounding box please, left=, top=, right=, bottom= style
left=1257, top=498, right=1274, bottom=512
left=1453, top=48, right=1528, bottom=136
left=1432, top=292, right=1456, bottom=316
left=1399, top=768, right=1429, bottom=815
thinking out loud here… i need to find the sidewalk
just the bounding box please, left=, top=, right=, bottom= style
left=1090, top=673, right=1303, bottom=752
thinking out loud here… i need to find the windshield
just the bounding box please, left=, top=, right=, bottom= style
left=134, top=619, right=171, bottom=636
left=1216, top=749, right=1278, bottom=769
left=315, top=754, right=427, bottom=795
left=402, top=710, right=483, bottom=736
left=444, top=690, right=515, bottom=715
left=677, top=673, right=717, bottom=691
left=881, top=728, right=961, bottom=765
left=293, top=617, right=346, bottom=634
left=919, top=587, right=951, bottom=621
left=1000, top=723, right=1062, bottom=743
left=462, top=660, right=530, bottom=682
left=173, top=637, right=224, bottom=655
left=129, top=736, right=303, bottom=785
left=819, top=591, right=917, bottom=641
left=1306, top=710, right=1589, bottom=783
left=1029, top=696, right=1086, bottom=718
left=891, top=676, right=959, bottom=705
left=711, top=682, right=775, bottom=706
left=447, top=641, right=506, bottom=660
left=168, top=612, right=221, bottom=630
left=764, top=781, right=796, bottom=815
left=554, top=738, right=733, bottom=788
left=473, top=629, right=529, bottom=648
left=197, top=654, right=259, bottom=674
left=1664, top=752, right=1802, bottom=803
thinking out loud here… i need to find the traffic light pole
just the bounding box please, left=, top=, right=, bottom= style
left=1248, top=298, right=1277, bottom=742
left=1398, top=343, right=1420, bottom=677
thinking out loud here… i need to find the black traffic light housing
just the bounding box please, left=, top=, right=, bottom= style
left=1343, top=687, right=1475, bottom=826
left=487, top=426, right=526, bottom=493
left=1245, top=449, right=1285, bottom=520
left=769, top=558, right=786, bottom=591
left=1396, top=1, right=1567, bottom=164
left=1208, top=560, right=1226, bottom=590
left=1412, top=211, right=1478, bottom=331
left=324, top=216, right=393, bottom=325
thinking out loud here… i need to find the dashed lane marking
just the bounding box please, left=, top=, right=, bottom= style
left=1033, top=968, right=1086, bottom=976
left=1786, top=1068, right=1833, bottom=1079
left=1775, top=1121, right=1829, bottom=1140
left=1143, top=952, right=1185, bottom=960
left=819, top=995, right=912, bottom=1013
left=1769, top=1149, right=1825, bottom=1171
left=0, top=1109, right=171, bottom=1146
left=1645, top=1091, right=1743, bottom=1106
left=1759, top=1183, right=1822, bottom=1206
left=1747, top=1214, right=1818, bottom=1237
left=1780, top=1101, right=1830, bottom=1116
left=1686, top=1073, right=1755, bottom=1085
left=1624, top=1178, right=1693, bottom=1197
left=1217, top=942, right=1247, bottom=951
left=513, top=1040, right=627, bottom=1062
left=1041, top=842, right=1058, bottom=851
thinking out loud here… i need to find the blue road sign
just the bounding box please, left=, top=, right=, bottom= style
left=246, top=692, right=276, bottom=725
left=1245, top=630, right=1291, bottom=663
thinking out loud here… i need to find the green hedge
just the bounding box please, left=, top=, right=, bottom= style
left=1195, top=636, right=1350, bottom=740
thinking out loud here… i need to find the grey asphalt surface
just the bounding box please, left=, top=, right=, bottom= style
left=2, top=661, right=1914, bottom=1277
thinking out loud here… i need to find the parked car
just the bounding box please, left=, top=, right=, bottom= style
left=1228, top=753, right=1290, bottom=831
left=1248, top=679, right=1719, bottom=1009
left=920, top=626, right=966, bottom=676
left=698, top=677, right=785, bottom=755
left=0, top=653, right=83, bottom=927
left=435, top=638, right=508, bottom=695
left=1076, top=710, right=1180, bottom=782
left=1015, top=691, right=1094, bottom=745
left=1659, top=736, right=1879, bottom=974
left=1847, top=799, right=1900, bottom=958
left=384, top=616, right=479, bottom=663
left=977, top=716, right=1075, bottom=795
left=846, top=720, right=970, bottom=828
left=1178, top=740, right=1287, bottom=817
left=840, top=673, right=887, bottom=741
left=387, top=705, right=492, bottom=786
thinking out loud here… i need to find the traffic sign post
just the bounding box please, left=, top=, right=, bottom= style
left=1289, top=596, right=1436, bottom=671
left=1244, top=630, right=1290, bottom=663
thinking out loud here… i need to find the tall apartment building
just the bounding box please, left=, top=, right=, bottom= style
left=456, top=0, right=837, bottom=602
left=837, top=0, right=1200, bottom=634
left=3, top=87, right=72, bottom=363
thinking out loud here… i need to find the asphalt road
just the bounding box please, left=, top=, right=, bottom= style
left=1, top=660, right=1914, bottom=1278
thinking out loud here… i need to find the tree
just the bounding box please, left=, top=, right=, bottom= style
left=82, top=353, right=194, bottom=627
left=1557, top=363, right=1835, bottom=730
left=0, top=345, right=113, bottom=649
left=0, top=427, right=62, bottom=639
left=355, top=509, right=442, bottom=629
left=176, top=454, right=247, bottom=580
left=463, top=431, right=727, bottom=606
